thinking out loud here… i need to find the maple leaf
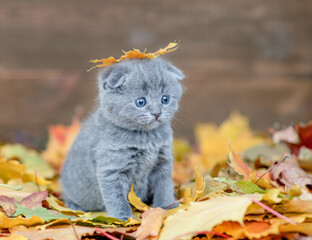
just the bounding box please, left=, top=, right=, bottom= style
left=14, top=203, right=69, bottom=221
left=192, top=112, right=265, bottom=172
left=270, top=155, right=312, bottom=188
left=135, top=207, right=165, bottom=240
left=159, top=195, right=256, bottom=240
left=0, top=191, right=48, bottom=216
left=19, top=191, right=48, bottom=210
left=0, top=196, right=16, bottom=215
left=10, top=226, right=96, bottom=240
left=228, top=146, right=279, bottom=190
left=0, top=144, right=55, bottom=179
left=88, top=42, right=179, bottom=70
left=0, top=158, right=50, bottom=186
left=0, top=212, right=44, bottom=228
left=42, top=118, right=81, bottom=172
left=273, top=121, right=312, bottom=155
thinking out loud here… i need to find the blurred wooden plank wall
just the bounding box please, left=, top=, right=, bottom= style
left=0, top=0, right=311, bottom=145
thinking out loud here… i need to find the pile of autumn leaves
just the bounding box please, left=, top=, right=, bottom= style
left=0, top=113, right=312, bottom=240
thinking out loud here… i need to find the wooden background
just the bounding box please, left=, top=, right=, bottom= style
left=0, top=0, right=311, bottom=145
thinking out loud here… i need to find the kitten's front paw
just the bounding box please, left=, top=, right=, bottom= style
left=154, top=199, right=180, bottom=210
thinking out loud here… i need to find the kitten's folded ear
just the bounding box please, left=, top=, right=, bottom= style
left=98, top=66, right=129, bottom=89
left=166, top=63, right=185, bottom=81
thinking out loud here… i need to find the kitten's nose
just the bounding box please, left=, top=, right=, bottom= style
left=152, top=113, right=161, bottom=120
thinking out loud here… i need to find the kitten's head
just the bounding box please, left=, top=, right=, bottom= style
left=97, top=57, right=184, bottom=131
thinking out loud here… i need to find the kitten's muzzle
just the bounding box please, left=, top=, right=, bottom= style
left=152, top=113, right=161, bottom=120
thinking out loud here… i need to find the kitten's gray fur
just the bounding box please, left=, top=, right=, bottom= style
left=61, top=57, right=184, bottom=220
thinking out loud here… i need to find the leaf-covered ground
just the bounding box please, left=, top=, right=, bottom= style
left=0, top=112, right=312, bottom=240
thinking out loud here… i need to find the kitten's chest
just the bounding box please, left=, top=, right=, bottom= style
left=131, top=146, right=160, bottom=174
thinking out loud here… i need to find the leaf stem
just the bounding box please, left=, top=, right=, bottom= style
left=95, top=228, right=120, bottom=240
left=251, top=198, right=296, bottom=225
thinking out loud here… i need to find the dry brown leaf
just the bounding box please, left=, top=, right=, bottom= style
left=135, top=207, right=165, bottom=240
left=270, top=155, right=312, bottom=188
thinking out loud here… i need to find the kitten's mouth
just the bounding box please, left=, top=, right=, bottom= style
left=151, top=119, right=161, bottom=123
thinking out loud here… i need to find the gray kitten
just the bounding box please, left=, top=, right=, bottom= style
left=61, top=57, right=184, bottom=220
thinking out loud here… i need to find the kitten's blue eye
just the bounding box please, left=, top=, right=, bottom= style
left=135, top=97, right=146, bottom=107
left=161, top=95, right=170, bottom=104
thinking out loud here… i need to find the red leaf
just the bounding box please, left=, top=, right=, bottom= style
left=276, top=122, right=312, bottom=156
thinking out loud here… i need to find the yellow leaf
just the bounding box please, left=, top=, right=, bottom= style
left=159, top=196, right=255, bottom=240
left=249, top=171, right=277, bottom=189
left=0, top=144, right=55, bottom=179
left=194, top=112, right=265, bottom=171
left=46, top=195, right=83, bottom=215
left=0, top=212, right=44, bottom=228
left=279, top=222, right=312, bottom=235
left=192, top=169, right=205, bottom=201
left=173, top=138, right=191, bottom=162
left=88, top=42, right=179, bottom=70
left=12, top=226, right=100, bottom=240
left=128, top=185, right=149, bottom=211
left=0, top=158, right=50, bottom=186
left=262, top=188, right=282, bottom=203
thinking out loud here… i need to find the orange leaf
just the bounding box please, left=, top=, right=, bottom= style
left=0, top=212, right=44, bottom=228
left=42, top=118, right=81, bottom=172
left=228, top=144, right=250, bottom=179
left=88, top=42, right=179, bottom=71
left=135, top=207, right=165, bottom=240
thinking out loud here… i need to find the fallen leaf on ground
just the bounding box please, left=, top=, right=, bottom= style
left=0, top=158, right=50, bottom=186
left=13, top=226, right=94, bottom=240
left=159, top=195, right=255, bottom=240
left=0, top=212, right=44, bottom=228
left=14, top=203, right=69, bottom=221
left=128, top=185, right=149, bottom=211
left=0, top=144, right=55, bottom=179
left=135, top=207, right=165, bottom=240
left=1, top=232, right=28, bottom=240
left=270, top=155, right=312, bottom=188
